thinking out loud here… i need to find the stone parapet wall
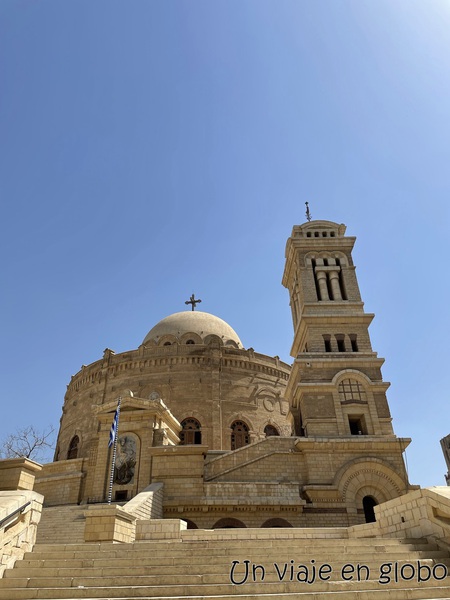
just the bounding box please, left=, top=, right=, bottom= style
left=136, top=518, right=187, bottom=540
left=205, top=437, right=296, bottom=481
left=348, top=486, right=450, bottom=546
left=0, top=491, right=43, bottom=577
left=0, top=458, right=42, bottom=491
left=84, top=505, right=136, bottom=543
left=34, top=458, right=85, bottom=506
left=123, top=483, right=164, bottom=520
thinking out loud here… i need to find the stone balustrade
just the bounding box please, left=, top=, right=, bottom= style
left=0, top=490, right=43, bottom=577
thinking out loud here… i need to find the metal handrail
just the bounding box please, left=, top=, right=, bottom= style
left=0, top=502, right=31, bottom=529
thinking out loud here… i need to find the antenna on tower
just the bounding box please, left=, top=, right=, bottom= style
left=305, top=202, right=312, bottom=222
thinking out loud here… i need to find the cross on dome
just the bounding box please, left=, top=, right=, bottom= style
left=185, top=293, right=202, bottom=311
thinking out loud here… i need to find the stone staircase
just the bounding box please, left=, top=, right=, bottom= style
left=35, top=505, right=86, bottom=545
left=204, top=437, right=294, bottom=481
left=1, top=529, right=450, bottom=599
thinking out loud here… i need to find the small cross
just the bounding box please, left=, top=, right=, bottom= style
left=185, top=293, right=202, bottom=311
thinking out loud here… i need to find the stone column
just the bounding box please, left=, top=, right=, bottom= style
left=329, top=270, right=342, bottom=300
left=315, top=271, right=329, bottom=301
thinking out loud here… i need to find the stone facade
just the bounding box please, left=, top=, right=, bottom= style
left=35, top=219, right=414, bottom=527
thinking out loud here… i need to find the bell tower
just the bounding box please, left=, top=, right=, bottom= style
left=282, top=220, right=395, bottom=438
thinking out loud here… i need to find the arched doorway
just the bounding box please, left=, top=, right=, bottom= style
left=362, top=495, right=377, bottom=523
left=231, top=420, right=250, bottom=450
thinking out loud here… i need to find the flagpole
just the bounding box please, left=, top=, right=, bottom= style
left=107, top=397, right=121, bottom=504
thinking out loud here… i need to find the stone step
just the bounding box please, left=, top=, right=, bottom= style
left=1, top=577, right=450, bottom=600
left=32, top=535, right=436, bottom=551
left=5, top=516, right=450, bottom=600
left=25, top=539, right=444, bottom=557
left=36, top=505, right=86, bottom=545
left=29, top=537, right=439, bottom=556
left=23, top=547, right=447, bottom=562
left=24, top=550, right=433, bottom=566
left=1, top=563, right=450, bottom=589
left=41, top=592, right=450, bottom=600
left=8, top=556, right=450, bottom=579
left=16, top=547, right=450, bottom=570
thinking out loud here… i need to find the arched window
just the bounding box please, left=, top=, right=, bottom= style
left=186, top=339, right=195, bottom=345
left=338, top=378, right=366, bottom=403
left=363, top=496, right=377, bottom=523
left=180, top=418, right=202, bottom=445
left=231, top=420, right=250, bottom=450
left=67, top=435, right=79, bottom=460
left=264, top=424, right=279, bottom=437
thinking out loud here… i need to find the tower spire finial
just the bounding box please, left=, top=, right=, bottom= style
left=305, top=201, right=312, bottom=222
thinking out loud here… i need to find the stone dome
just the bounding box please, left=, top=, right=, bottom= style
left=142, top=311, right=243, bottom=348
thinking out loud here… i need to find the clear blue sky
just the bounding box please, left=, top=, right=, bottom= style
left=1, top=1, right=449, bottom=486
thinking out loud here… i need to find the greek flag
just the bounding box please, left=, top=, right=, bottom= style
left=108, top=405, right=120, bottom=448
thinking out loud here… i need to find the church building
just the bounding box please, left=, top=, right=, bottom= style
left=35, top=219, right=414, bottom=528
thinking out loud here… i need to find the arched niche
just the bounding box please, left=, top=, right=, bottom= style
left=213, top=517, right=246, bottom=529
left=261, top=518, right=292, bottom=528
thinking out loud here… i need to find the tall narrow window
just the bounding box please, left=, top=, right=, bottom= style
left=323, top=335, right=332, bottom=352
left=349, top=334, right=358, bottom=352
left=335, top=334, right=346, bottom=352
left=326, top=274, right=333, bottom=300
left=337, top=260, right=348, bottom=300
left=311, top=258, right=321, bottom=301
left=180, top=418, right=202, bottom=445
left=231, top=420, right=250, bottom=450
left=67, top=435, right=79, bottom=460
